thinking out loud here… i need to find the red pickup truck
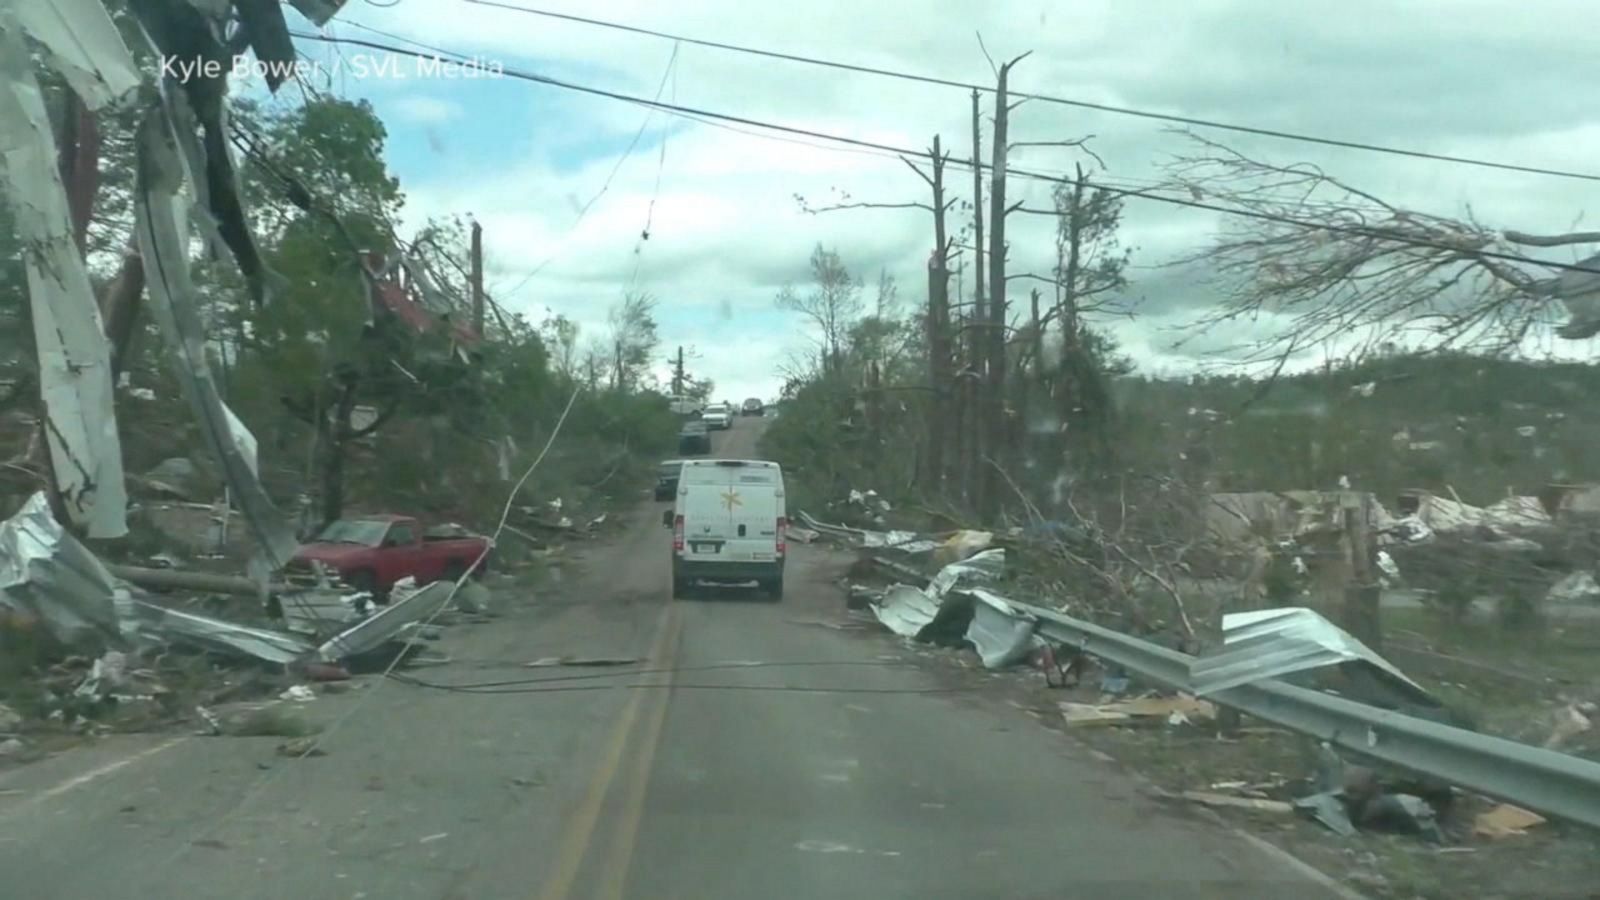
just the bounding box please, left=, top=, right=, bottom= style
left=291, top=514, right=492, bottom=595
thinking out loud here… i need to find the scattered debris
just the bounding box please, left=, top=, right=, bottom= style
left=303, top=662, right=351, bottom=682
left=1060, top=695, right=1215, bottom=727
left=278, top=686, right=316, bottom=703
left=1543, top=702, right=1594, bottom=749
left=845, top=584, right=879, bottom=610
left=453, top=580, right=493, bottom=616
left=276, top=737, right=325, bottom=758
left=788, top=527, right=820, bottom=544
left=1547, top=571, right=1600, bottom=604
left=0, top=738, right=27, bottom=759
left=194, top=706, right=223, bottom=736
left=0, top=703, right=22, bottom=733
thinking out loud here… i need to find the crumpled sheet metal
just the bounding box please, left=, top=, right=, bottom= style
left=317, top=581, right=454, bottom=662
left=860, top=529, right=940, bottom=554
left=277, top=588, right=361, bottom=636
left=0, top=493, right=137, bottom=645
left=133, top=99, right=300, bottom=569
left=964, top=587, right=1044, bottom=669
left=872, top=583, right=941, bottom=638
left=13, top=0, right=140, bottom=109
left=870, top=551, right=1038, bottom=669
left=0, top=22, right=129, bottom=539
left=1190, top=607, right=1429, bottom=699
left=134, top=600, right=312, bottom=665
left=929, top=548, right=1004, bottom=598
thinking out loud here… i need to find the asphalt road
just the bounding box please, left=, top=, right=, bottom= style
left=0, top=417, right=1350, bottom=899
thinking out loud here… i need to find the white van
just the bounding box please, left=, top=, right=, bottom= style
left=662, top=459, right=786, bottom=600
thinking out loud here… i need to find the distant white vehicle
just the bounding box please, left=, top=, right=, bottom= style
left=701, top=407, right=732, bottom=430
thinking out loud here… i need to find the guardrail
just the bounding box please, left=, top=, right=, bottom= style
left=863, top=551, right=1600, bottom=830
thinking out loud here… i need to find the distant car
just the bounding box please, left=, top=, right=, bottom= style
left=654, top=459, right=685, bottom=501
left=741, top=398, right=764, bottom=416
left=701, top=408, right=732, bottom=430
left=678, top=420, right=711, bottom=455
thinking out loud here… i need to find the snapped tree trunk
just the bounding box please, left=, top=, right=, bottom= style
left=966, top=89, right=986, bottom=509
left=922, top=134, right=951, bottom=497
left=1339, top=493, right=1383, bottom=649
left=980, top=59, right=1020, bottom=523
left=102, top=246, right=146, bottom=381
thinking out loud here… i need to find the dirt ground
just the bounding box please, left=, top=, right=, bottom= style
left=828, top=568, right=1600, bottom=900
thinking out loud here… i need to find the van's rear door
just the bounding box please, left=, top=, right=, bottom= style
left=725, top=473, right=780, bottom=563
left=681, top=477, right=734, bottom=562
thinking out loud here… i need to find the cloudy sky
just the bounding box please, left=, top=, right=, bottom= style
left=273, top=0, right=1600, bottom=400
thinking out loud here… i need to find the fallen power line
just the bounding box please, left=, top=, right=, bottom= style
left=388, top=672, right=971, bottom=696
left=287, top=31, right=1600, bottom=279
left=461, top=0, right=1600, bottom=184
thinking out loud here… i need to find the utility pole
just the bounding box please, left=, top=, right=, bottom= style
left=672, top=345, right=685, bottom=395
left=469, top=219, right=484, bottom=335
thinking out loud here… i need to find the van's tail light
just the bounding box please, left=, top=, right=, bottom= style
left=673, top=515, right=685, bottom=552
left=776, top=516, right=787, bottom=557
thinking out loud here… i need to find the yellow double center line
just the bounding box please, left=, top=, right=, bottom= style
left=536, top=602, right=683, bottom=900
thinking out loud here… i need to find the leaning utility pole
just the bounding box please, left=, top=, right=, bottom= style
left=469, top=219, right=484, bottom=335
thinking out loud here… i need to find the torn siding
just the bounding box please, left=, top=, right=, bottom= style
left=13, top=0, right=140, bottom=109
left=0, top=18, right=128, bottom=538
left=132, top=99, right=299, bottom=569
left=127, top=0, right=281, bottom=308
left=0, top=492, right=137, bottom=645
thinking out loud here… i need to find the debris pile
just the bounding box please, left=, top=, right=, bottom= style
left=813, top=504, right=1600, bottom=845
left=0, top=492, right=486, bottom=739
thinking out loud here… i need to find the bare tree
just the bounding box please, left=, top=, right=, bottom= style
left=540, top=313, right=581, bottom=380
left=977, top=48, right=1031, bottom=522
left=799, top=136, right=959, bottom=497
left=1008, top=164, right=1134, bottom=468
left=607, top=290, right=659, bottom=392
left=580, top=337, right=609, bottom=393
left=775, top=245, right=863, bottom=375
left=1163, top=130, right=1600, bottom=361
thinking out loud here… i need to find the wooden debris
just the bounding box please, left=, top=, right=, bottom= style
left=1181, top=791, right=1294, bottom=814
left=1473, top=804, right=1545, bottom=838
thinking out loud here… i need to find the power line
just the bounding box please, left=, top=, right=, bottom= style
left=338, top=20, right=682, bottom=297
left=287, top=31, right=1600, bottom=278
left=463, top=0, right=1600, bottom=185
left=344, top=17, right=1382, bottom=219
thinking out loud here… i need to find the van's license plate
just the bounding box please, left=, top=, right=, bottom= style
left=690, top=542, right=720, bottom=553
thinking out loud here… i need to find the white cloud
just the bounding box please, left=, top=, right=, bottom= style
left=302, top=0, right=1600, bottom=398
